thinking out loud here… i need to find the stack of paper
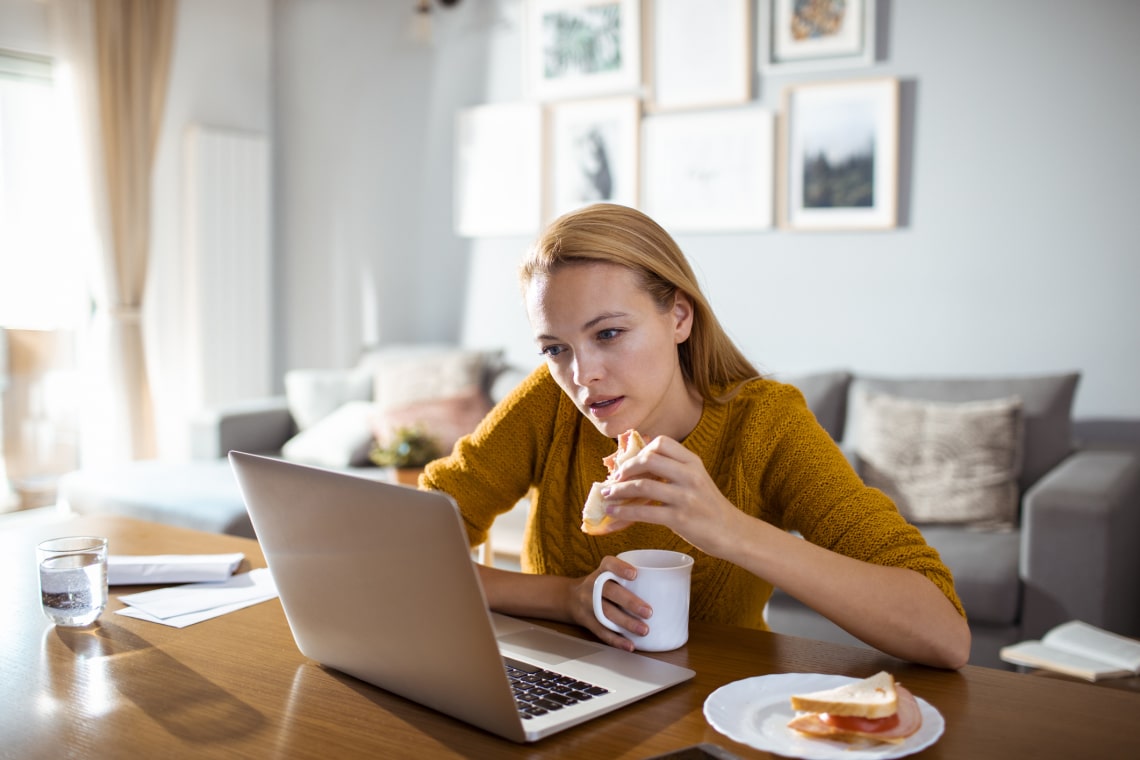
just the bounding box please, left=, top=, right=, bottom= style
left=108, top=553, right=245, bottom=585
left=116, top=568, right=278, bottom=628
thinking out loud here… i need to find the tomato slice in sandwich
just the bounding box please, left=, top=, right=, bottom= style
left=787, top=673, right=923, bottom=744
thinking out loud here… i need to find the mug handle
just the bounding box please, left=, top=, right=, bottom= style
left=591, top=571, right=625, bottom=634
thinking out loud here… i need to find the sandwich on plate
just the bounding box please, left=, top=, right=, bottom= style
left=786, top=671, right=923, bottom=744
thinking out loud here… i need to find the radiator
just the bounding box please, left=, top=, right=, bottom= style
left=183, top=125, right=272, bottom=408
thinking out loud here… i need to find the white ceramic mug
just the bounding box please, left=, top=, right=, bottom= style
left=591, top=549, right=694, bottom=652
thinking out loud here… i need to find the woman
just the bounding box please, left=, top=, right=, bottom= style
left=422, top=204, right=970, bottom=669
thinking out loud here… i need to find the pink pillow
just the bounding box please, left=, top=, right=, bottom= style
left=373, top=387, right=492, bottom=456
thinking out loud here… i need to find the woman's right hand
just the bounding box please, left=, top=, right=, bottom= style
left=568, top=555, right=652, bottom=652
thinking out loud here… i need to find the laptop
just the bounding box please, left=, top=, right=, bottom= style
left=229, top=451, right=694, bottom=743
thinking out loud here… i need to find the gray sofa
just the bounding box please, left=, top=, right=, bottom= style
left=60, top=363, right=1140, bottom=669
left=60, top=344, right=515, bottom=538
left=767, top=370, right=1140, bottom=669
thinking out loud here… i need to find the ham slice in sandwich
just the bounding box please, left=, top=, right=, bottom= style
left=786, top=671, right=923, bottom=744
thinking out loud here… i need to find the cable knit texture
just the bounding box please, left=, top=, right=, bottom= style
left=422, top=365, right=965, bottom=630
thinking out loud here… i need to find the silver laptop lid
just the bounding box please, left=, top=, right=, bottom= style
left=230, top=451, right=527, bottom=741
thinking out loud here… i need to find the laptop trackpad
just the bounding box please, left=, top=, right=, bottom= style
left=498, top=629, right=603, bottom=665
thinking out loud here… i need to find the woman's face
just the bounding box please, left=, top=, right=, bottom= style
left=525, top=261, right=700, bottom=441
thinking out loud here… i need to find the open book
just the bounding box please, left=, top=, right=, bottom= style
left=1000, top=620, right=1140, bottom=681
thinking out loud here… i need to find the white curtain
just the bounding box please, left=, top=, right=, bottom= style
left=48, top=0, right=176, bottom=466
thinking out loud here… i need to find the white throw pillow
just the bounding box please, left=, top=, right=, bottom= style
left=281, top=400, right=377, bottom=468
left=853, top=392, right=1025, bottom=528
left=284, top=368, right=373, bottom=430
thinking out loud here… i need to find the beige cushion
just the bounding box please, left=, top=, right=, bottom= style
left=371, top=348, right=496, bottom=412
left=853, top=392, right=1024, bottom=527
left=281, top=400, right=376, bottom=468
left=844, top=373, right=1078, bottom=493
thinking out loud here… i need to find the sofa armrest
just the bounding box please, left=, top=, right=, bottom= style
left=190, top=396, right=296, bottom=459
left=1019, top=447, right=1140, bottom=639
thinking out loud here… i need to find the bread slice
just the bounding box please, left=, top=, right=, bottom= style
left=789, top=671, right=899, bottom=719
left=581, top=430, right=648, bottom=535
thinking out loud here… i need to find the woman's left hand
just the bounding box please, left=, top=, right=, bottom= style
left=596, top=435, right=743, bottom=556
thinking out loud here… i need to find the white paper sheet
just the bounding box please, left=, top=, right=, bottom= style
left=115, top=568, right=278, bottom=628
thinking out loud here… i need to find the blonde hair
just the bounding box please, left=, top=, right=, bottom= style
left=519, top=203, right=758, bottom=402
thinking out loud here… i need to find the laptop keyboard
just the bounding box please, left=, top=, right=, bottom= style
left=504, top=657, right=610, bottom=720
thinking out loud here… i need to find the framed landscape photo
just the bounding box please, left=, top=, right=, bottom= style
left=525, top=0, right=641, bottom=101
left=781, top=78, right=899, bottom=231
left=759, top=0, right=875, bottom=74
left=644, top=0, right=752, bottom=112
left=642, top=106, right=774, bottom=232
left=453, top=103, right=544, bottom=238
left=545, top=96, right=640, bottom=222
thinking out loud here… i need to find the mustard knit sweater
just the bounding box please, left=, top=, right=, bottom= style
left=422, top=365, right=965, bottom=630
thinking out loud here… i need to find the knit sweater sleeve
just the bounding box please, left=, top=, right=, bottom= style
left=419, top=364, right=561, bottom=547
left=752, top=381, right=967, bottom=619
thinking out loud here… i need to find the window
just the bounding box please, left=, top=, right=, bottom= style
left=0, top=49, right=90, bottom=330
left=0, top=49, right=90, bottom=510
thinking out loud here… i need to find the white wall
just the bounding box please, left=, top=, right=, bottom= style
left=273, top=0, right=502, bottom=371
left=275, top=0, right=1140, bottom=418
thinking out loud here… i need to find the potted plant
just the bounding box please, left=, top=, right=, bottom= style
left=370, top=424, right=442, bottom=485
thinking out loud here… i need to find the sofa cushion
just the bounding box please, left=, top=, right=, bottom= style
left=373, top=386, right=493, bottom=457
left=360, top=344, right=504, bottom=408
left=921, top=525, right=1022, bottom=626
left=60, top=459, right=257, bottom=538
left=284, top=368, right=372, bottom=430
left=844, top=373, right=1079, bottom=493
left=853, top=393, right=1024, bottom=527
left=281, top=400, right=376, bottom=468
left=367, top=347, right=502, bottom=410
left=778, top=370, right=852, bottom=442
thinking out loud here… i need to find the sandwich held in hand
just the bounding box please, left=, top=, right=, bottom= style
left=581, top=429, right=651, bottom=535
left=786, top=671, right=922, bottom=744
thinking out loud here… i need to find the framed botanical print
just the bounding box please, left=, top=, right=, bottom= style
left=781, top=78, right=899, bottom=230
left=525, top=0, right=641, bottom=101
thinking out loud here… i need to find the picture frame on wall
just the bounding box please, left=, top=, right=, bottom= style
left=545, top=96, right=640, bottom=222
left=781, top=77, right=899, bottom=231
left=453, top=103, right=543, bottom=238
left=525, top=0, right=641, bottom=101
left=759, top=0, right=876, bottom=74
left=642, top=106, right=774, bottom=232
left=644, top=0, right=752, bottom=112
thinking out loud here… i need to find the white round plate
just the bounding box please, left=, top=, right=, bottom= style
left=703, top=673, right=945, bottom=759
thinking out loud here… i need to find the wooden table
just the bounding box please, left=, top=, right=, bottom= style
left=2, top=515, right=1138, bottom=759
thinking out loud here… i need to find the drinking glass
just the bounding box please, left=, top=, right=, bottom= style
left=37, top=536, right=109, bottom=627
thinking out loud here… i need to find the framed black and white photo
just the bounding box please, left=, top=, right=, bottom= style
left=642, top=106, right=774, bottom=232
left=645, top=0, right=751, bottom=112
left=453, top=103, right=543, bottom=238
left=525, top=0, right=641, bottom=101
left=545, top=96, right=640, bottom=221
left=782, top=78, right=898, bottom=230
left=759, top=0, right=875, bottom=74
